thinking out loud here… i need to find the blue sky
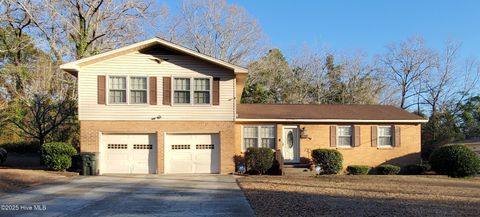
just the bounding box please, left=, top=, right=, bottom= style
left=161, top=0, right=480, bottom=59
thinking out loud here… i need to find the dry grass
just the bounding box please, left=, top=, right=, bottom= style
left=0, top=168, right=78, bottom=194
left=238, top=175, right=480, bottom=217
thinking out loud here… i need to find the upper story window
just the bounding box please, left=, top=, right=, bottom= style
left=337, top=126, right=352, bottom=147
left=130, top=77, right=147, bottom=104
left=194, top=78, right=210, bottom=104
left=378, top=126, right=393, bottom=147
left=108, top=76, right=148, bottom=104
left=174, top=78, right=191, bottom=104
left=242, top=125, right=276, bottom=150
left=173, top=77, right=212, bottom=105
left=109, top=76, right=127, bottom=104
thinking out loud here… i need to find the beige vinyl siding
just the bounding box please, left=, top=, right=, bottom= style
left=78, top=51, right=235, bottom=121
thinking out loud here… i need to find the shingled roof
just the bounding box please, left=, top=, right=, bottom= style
left=236, top=104, right=427, bottom=123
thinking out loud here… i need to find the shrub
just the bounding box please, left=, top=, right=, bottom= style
left=0, top=147, right=7, bottom=164
left=311, top=149, right=343, bottom=175
left=403, top=163, right=431, bottom=175
left=429, top=144, right=480, bottom=177
left=376, top=164, right=401, bottom=175
left=346, top=165, right=370, bottom=175
left=245, top=147, right=274, bottom=174
left=233, top=154, right=245, bottom=172
left=266, top=158, right=282, bottom=175
left=41, top=142, right=77, bottom=171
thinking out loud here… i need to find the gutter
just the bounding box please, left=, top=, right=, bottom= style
left=235, top=118, right=428, bottom=123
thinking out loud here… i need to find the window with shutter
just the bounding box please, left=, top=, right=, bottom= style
left=378, top=126, right=393, bottom=147
left=337, top=126, right=353, bottom=147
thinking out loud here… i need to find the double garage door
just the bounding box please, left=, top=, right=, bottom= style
left=101, top=133, right=219, bottom=174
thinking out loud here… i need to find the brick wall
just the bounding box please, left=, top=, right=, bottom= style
left=235, top=123, right=422, bottom=168
left=80, top=120, right=235, bottom=174
left=298, top=124, right=421, bottom=167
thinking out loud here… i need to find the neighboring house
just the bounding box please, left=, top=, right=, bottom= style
left=60, top=38, right=427, bottom=175
left=452, top=138, right=480, bottom=156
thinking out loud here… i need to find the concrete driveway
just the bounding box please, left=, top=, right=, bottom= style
left=0, top=174, right=255, bottom=217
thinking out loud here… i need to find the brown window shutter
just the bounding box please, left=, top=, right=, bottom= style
left=354, top=126, right=361, bottom=147
left=163, top=77, right=171, bottom=105
left=212, top=77, right=220, bottom=105
left=330, top=126, right=336, bottom=147
left=149, top=77, right=157, bottom=105
left=97, top=75, right=106, bottom=104
left=394, top=125, right=401, bottom=147
left=371, top=126, right=377, bottom=147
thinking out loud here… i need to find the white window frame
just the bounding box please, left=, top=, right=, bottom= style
left=171, top=76, right=213, bottom=106
left=129, top=76, right=148, bottom=104
left=336, top=126, right=353, bottom=148
left=172, top=76, right=192, bottom=105
left=241, top=125, right=276, bottom=151
left=106, top=75, right=149, bottom=105
left=108, top=75, right=128, bottom=104
left=193, top=78, right=211, bottom=105
left=377, top=126, right=393, bottom=148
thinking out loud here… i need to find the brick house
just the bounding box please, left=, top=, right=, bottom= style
left=60, top=38, right=427, bottom=175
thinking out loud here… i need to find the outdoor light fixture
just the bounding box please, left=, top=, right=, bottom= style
left=151, top=115, right=162, bottom=120
left=300, top=127, right=310, bottom=139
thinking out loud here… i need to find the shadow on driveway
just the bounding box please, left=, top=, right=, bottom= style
left=0, top=174, right=254, bottom=217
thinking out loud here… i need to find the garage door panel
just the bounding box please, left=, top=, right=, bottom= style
left=171, top=152, right=192, bottom=160
left=102, top=134, right=157, bottom=174
left=165, top=133, right=220, bottom=174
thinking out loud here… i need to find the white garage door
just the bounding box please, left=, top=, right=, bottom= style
left=165, top=134, right=220, bottom=174
left=102, top=134, right=157, bottom=174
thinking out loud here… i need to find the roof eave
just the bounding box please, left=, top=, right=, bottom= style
left=235, top=118, right=429, bottom=123
left=59, top=64, right=80, bottom=77
left=58, top=37, right=248, bottom=75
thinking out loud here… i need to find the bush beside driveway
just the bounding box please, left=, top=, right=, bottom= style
left=238, top=175, right=480, bottom=217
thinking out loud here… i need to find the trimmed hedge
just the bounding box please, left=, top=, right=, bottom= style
left=245, top=147, right=274, bottom=174
left=41, top=142, right=77, bottom=171
left=403, top=163, right=431, bottom=175
left=376, top=164, right=401, bottom=175
left=429, top=144, right=480, bottom=177
left=0, top=141, right=40, bottom=153
left=0, top=147, right=7, bottom=164
left=311, top=149, right=343, bottom=175
left=346, top=165, right=370, bottom=175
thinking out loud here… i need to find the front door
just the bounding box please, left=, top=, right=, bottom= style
left=283, top=127, right=300, bottom=163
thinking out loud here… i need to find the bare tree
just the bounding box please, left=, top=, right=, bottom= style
left=246, top=49, right=291, bottom=103
left=162, top=0, right=266, bottom=65
left=289, top=46, right=329, bottom=104
left=417, top=40, right=480, bottom=115
left=290, top=47, right=384, bottom=105
left=381, top=36, right=437, bottom=109
left=14, top=0, right=164, bottom=62
left=0, top=98, right=8, bottom=130
left=421, top=40, right=459, bottom=113
left=0, top=1, right=33, bottom=65
left=9, top=53, right=76, bottom=145
left=340, top=53, right=385, bottom=104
